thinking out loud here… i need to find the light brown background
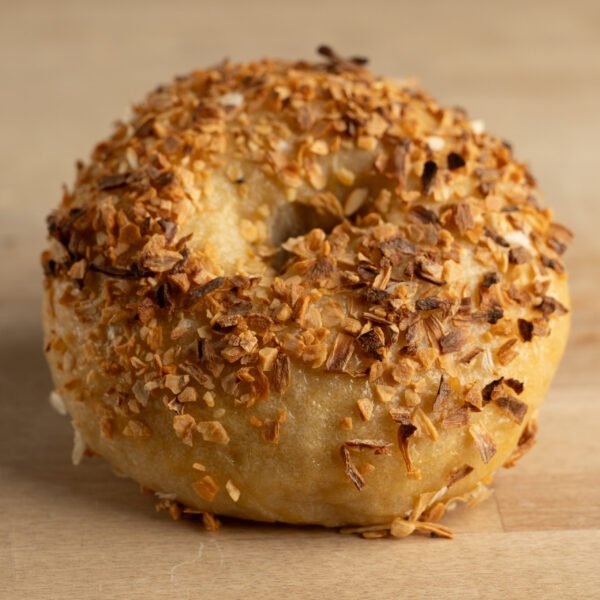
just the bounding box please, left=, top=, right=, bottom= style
left=1, top=0, right=599, bottom=598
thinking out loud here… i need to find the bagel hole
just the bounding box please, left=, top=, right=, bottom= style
left=271, top=201, right=341, bottom=245
left=269, top=201, right=342, bottom=271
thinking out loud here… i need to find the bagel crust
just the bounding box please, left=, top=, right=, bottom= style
left=42, top=51, right=572, bottom=535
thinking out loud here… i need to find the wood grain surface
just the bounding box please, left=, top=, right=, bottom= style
left=1, top=1, right=599, bottom=598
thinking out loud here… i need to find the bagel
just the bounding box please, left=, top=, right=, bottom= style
left=42, top=48, right=572, bottom=537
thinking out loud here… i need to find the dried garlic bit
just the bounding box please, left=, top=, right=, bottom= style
left=335, top=167, right=355, bottom=186
left=225, top=479, right=241, bottom=502
left=202, top=512, right=221, bottom=531
left=197, top=421, right=230, bottom=444
left=259, top=347, right=278, bottom=371
left=469, top=423, right=497, bottom=464
left=466, top=482, right=494, bottom=508
left=339, top=523, right=389, bottom=536
left=154, top=493, right=182, bottom=521
left=356, top=398, right=374, bottom=421
left=193, top=476, right=219, bottom=502
left=504, top=417, right=538, bottom=468
left=340, top=416, right=353, bottom=430
left=123, top=419, right=151, bottom=438
left=373, top=384, right=395, bottom=403
left=344, top=188, right=368, bottom=216
left=414, top=521, right=454, bottom=539
left=240, top=218, right=259, bottom=242
left=178, top=386, right=197, bottom=403
left=446, top=464, right=474, bottom=488
left=470, top=119, right=486, bottom=134
left=310, top=139, right=329, bottom=155
left=426, top=136, right=445, bottom=151
left=249, top=415, right=263, bottom=428
left=49, top=390, right=67, bottom=415
left=218, top=92, right=243, bottom=107
left=413, top=407, right=439, bottom=441
left=71, top=427, right=86, bottom=466
left=390, top=518, right=416, bottom=538
left=262, top=419, right=281, bottom=444
left=426, top=502, right=447, bottom=522
left=173, top=414, right=196, bottom=446
left=202, top=391, right=215, bottom=407
left=164, top=373, right=189, bottom=394
left=404, top=389, right=421, bottom=407
left=362, top=530, right=388, bottom=539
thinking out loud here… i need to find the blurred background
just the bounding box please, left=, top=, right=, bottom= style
left=1, top=1, right=599, bottom=598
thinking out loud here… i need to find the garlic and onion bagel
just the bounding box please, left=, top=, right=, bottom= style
left=42, top=49, right=571, bottom=533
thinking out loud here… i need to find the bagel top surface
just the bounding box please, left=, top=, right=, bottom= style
left=42, top=51, right=572, bottom=505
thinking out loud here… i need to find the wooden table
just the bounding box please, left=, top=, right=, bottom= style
left=2, top=1, right=599, bottom=597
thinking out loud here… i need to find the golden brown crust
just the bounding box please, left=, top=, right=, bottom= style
left=42, top=50, right=572, bottom=533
